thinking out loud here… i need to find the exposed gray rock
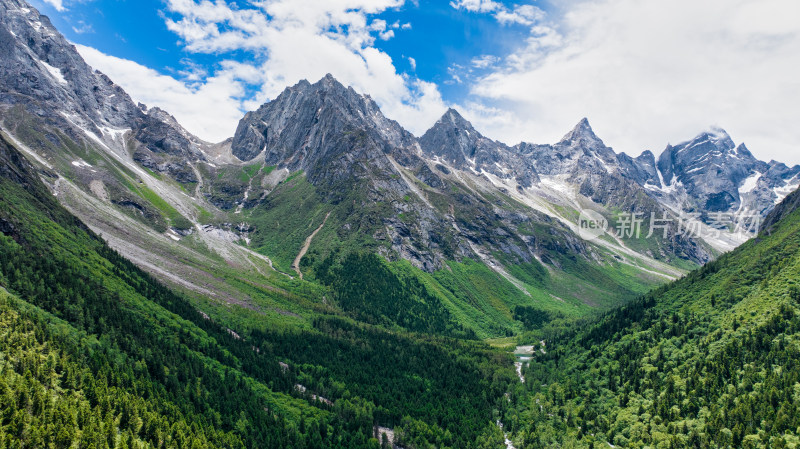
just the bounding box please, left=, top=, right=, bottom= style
left=516, top=119, right=617, bottom=176
left=232, top=74, right=415, bottom=165
left=760, top=186, right=800, bottom=235
left=0, top=0, right=206, bottom=171
left=656, top=129, right=759, bottom=212
left=617, top=127, right=800, bottom=222
left=617, top=150, right=661, bottom=188
left=419, top=109, right=540, bottom=187
left=4, top=0, right=799, bottom=283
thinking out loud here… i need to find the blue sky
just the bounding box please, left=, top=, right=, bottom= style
left=32, top=0, right=539, bottom=102
left=27, top=0, right=800, bottom=165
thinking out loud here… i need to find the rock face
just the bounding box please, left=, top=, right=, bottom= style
left=419, top=109, right=539, bottom=188
left=514, top=119, right=655, bottom=212
left=511, top=119, right=715, bottom=262
left=0, top=131, right=39, bottom=191
left=232, top=74, right=414, bottom=167
left=616, top=150, right=661, bottom=188
left=231, top=77, right=583, bottom=271
left=517, top=118, right=618, bottom=177
left=658, top=129, right=760, bottom=212
left=0, top=0, right=206, bottom=178
left=619, top=127, right=800, bottom=224
left=760, top=186, right=800, bottom=235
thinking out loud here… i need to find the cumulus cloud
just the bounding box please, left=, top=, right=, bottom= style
left=451, top=0, right=545, bottom=27
left=449, top=0, right=501, bottom=14
left=466, top=0, right=800, bottom=164
left=71, top=0, right=446, bottom=141
left=495, top=5, right=545, bottom=26
left=110, top=0, right=445, bottom=139
left=471, top=55, right=499, bottom=69
left=75, top=44, right=248, bottom=142
left=42, top=0, right=65, bottom=12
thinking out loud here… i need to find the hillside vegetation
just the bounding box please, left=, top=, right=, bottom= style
left=0, top=134, right=516, bottom=448
left=500, top=187, right=800, bottom=448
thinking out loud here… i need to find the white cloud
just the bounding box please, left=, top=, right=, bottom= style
left=450, top=0, right=502, bottom=14
left=71, top=20, right=93, bottom=34
left=408, top=56, right=416, bottom=70
left=42, top=0, right=65, bottom=12
left=446, top=64, right=465, bottom=84
left=471, top=55, right=499, bottom=69
left=152, top=0, right=444, bottom=137
left=495, top=5, right=545, bottom=26
left=451, top=0, right=545, bottom=27
left=466, top=0, right=800, bottom=164
left=75, top=45, right=248, bottom=142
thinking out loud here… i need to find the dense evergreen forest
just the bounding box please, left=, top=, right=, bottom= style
left=499, top=188, right=800, bottom=448
left=0, top=134, right=516, bottom=448
left=4, top=123, right=800, bottom=449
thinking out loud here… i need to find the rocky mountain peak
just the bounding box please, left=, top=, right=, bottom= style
left=558, top=117, right=604, bottom=147
left=419, top=108, right=540, bottom=187
left=419, top=108, right=479, bottom=164
left=311, top=73, right=351, bottom=96
left=683, top=127, right=736, bottom=154
left=735, top=142, right=754, bottom=158
left=230, top=74, right=414, bottom=171
left=439, top=108, right=474, bottom=130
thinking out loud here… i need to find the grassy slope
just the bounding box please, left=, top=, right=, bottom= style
left=501, top=191, right=800, bottom=448
left=0, top=134, right=516, bottom=448
left=2, top=107, right=198, bottom=233
left=5, top=103, right=671, bottom=340
left=245, top=173, right=663, bottom=338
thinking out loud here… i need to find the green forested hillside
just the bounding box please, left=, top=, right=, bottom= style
left=0, top=134, right=516, bottom=448
left=244, top=172, right=660, bottom=340
left=500, top=188, right=800, bottom=448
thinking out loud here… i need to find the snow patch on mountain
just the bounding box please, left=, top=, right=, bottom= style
left=39, top=59, right=66, bottom=85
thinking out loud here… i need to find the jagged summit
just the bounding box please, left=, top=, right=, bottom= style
left=657, top=126, right=757, bottom=187
left=0, top=0, right=205, bottom=184
left=313, top=73, right=352, bottom=95
left=516, top=117, right=619, bottom=177
left=673, top=126, right=737, bottom=155
left=647, top=126, right=800, bottom=217
left=419, top=107, right=540, bottom=187
left=438, top=108, right=473, bottom=127
left=231, top=74, right=413, bottom=164
left=558, top=117, right=604, bottom=147
left=420, top=108, right=484, bottom=162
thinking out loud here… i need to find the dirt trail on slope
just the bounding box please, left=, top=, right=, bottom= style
left=292, top=212, right=331, bottom=280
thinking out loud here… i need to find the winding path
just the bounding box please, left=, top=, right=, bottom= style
left=292, top=212, right=331, bottom=280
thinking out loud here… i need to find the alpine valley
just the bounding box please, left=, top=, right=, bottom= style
left=0, top=0, right=799, bottom=448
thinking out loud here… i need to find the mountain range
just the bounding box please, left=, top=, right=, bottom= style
left=2, top=0, right=800, bottom=447
left=1, top=0, right=799, bottom=335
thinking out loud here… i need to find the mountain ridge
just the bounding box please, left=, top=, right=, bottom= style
left=0, top=0, right=797, bottom=338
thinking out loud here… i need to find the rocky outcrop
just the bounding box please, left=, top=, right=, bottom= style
left=419, top=109, right=539, bottom=188
left=232, top=74, right=415, bottom=165
left=617, top=150, right=661, bottom=188
left=0, top=0, right=206, bottom=173
left=761, top=186, right=800, bottom=235
left=516, top=118, right=618, bottom=177
left=618, top=127, right=800, bottom=222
